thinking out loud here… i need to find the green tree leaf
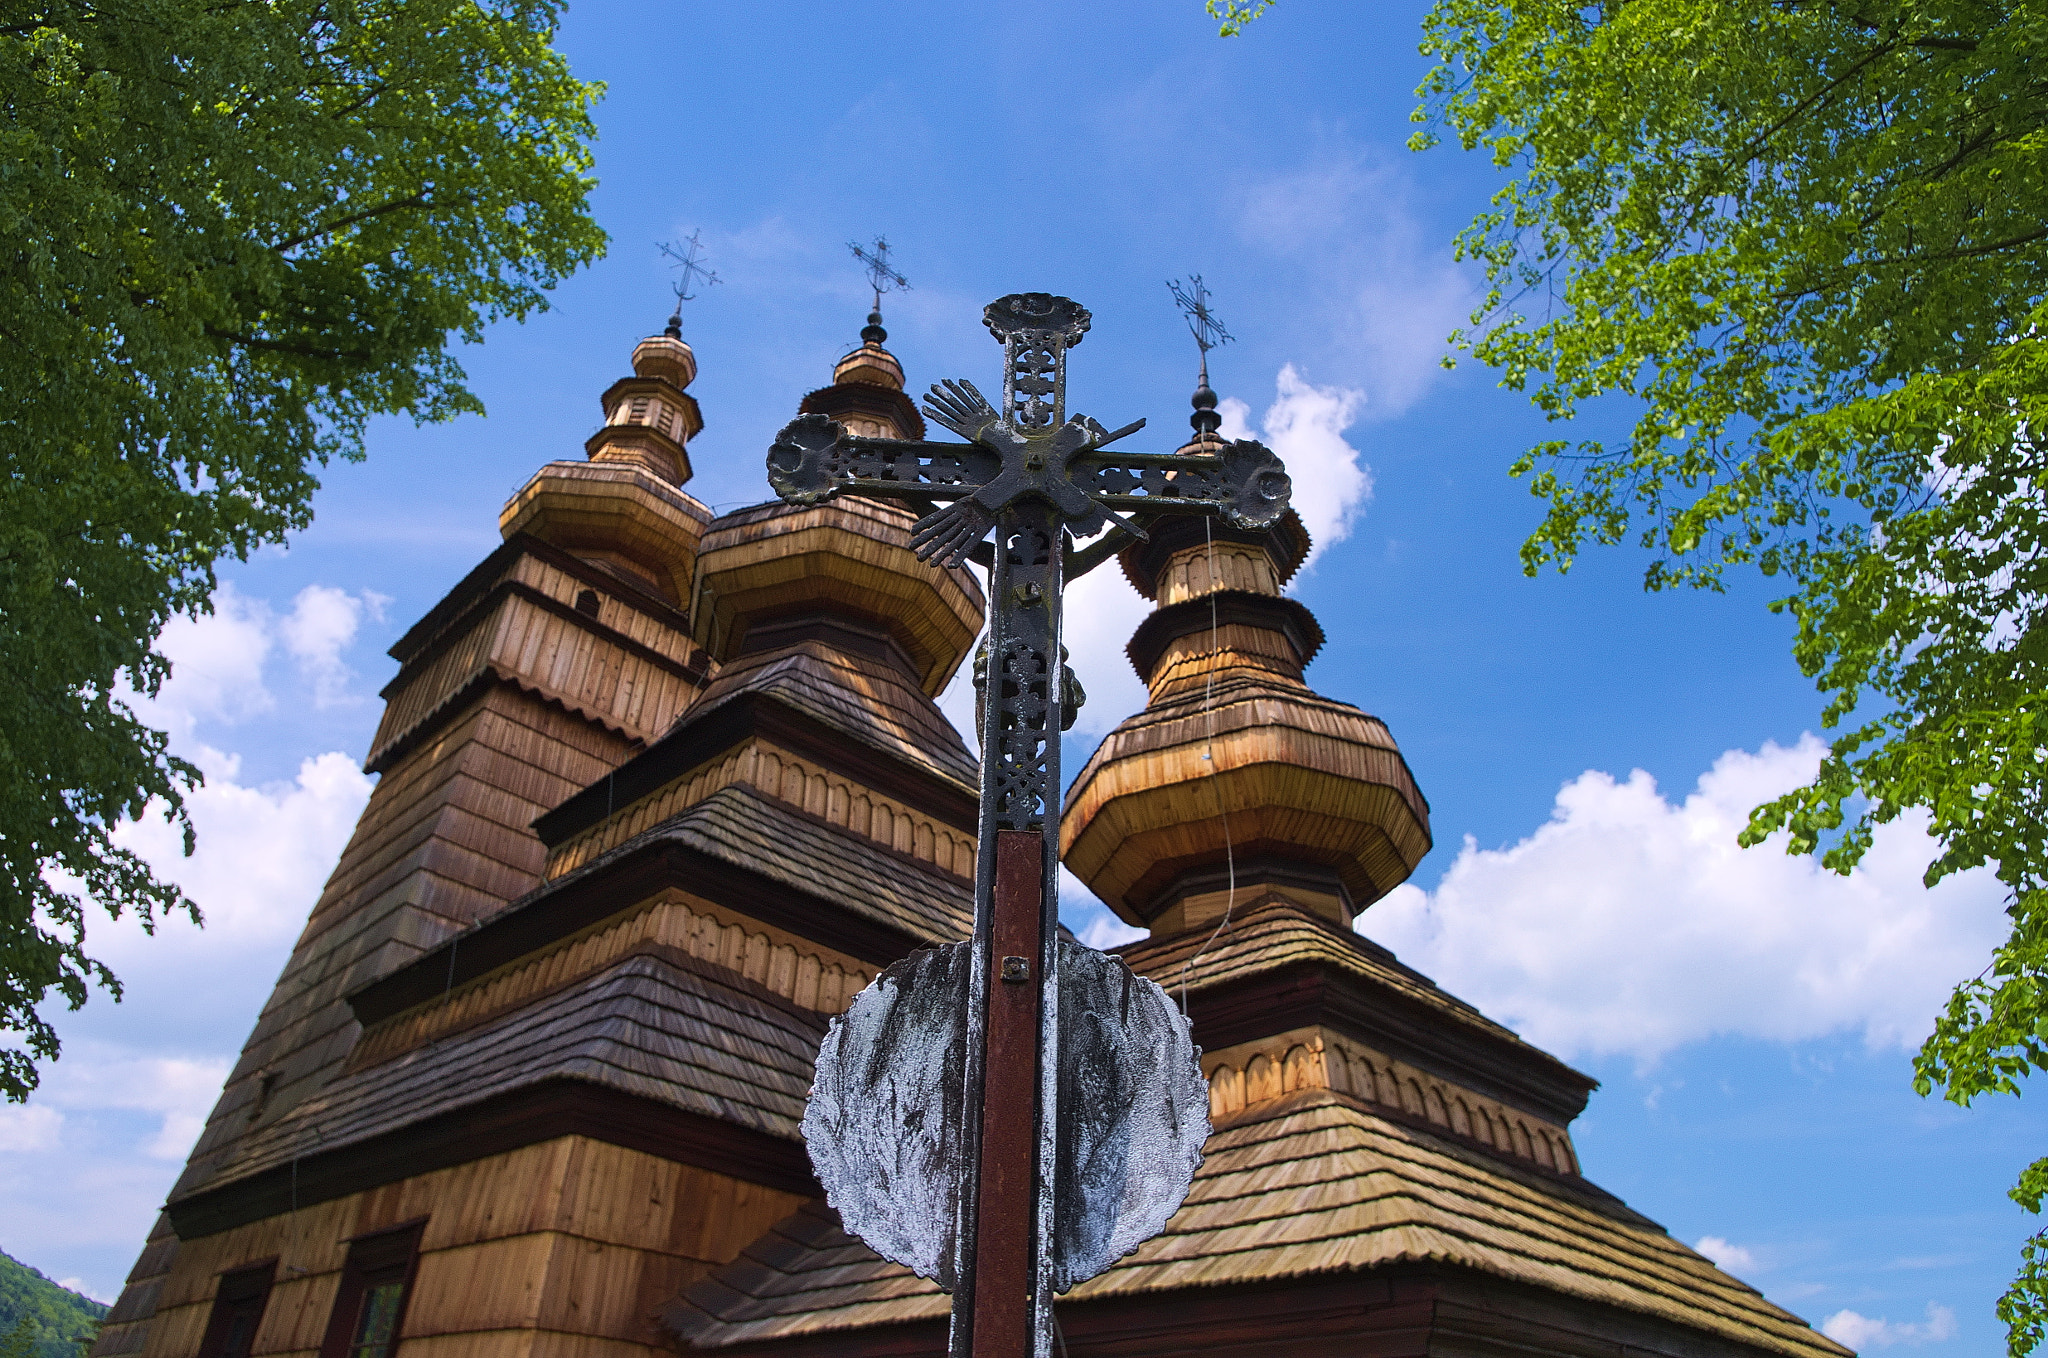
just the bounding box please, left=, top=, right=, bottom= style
left=0, top=0, right=604, bottom=1101
left=1413, top=1, right=2048, bottom=1349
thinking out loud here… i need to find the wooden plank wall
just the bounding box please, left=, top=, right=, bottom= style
left=350, top=890, right=879, bottom=1071
left=138, top=1138, right=806, bottom=1358
left=1201, top=1024, right=1579, bottom=1176
left=175, top=686, right=636, bottom=1212
left=544, top=741, right=974, bottom=883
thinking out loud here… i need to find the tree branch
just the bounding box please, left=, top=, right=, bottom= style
left=268, top=192, right=429, bottom=253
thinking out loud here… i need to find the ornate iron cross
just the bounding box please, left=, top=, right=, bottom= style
left=771, top=294, right=1291, bottom=1358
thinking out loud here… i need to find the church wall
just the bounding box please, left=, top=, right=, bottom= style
left=1201, top=1025, right=1579, bottom=1175
left=543, top=740, right=975, bottom=882
left=172, top=683, right=641, bottom=1217
left=137, top=1139, right=804, bottom=1358
left=369, top=549, right=702, bottom=771
left=351, top=888, right=879, bottom=1070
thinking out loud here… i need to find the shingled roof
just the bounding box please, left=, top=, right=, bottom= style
left=167, top=947, right=828, bottom=1238
left=1120, top=900, right=1514, bottom=1041
left=665, top=1088, right=1849, bottom=1358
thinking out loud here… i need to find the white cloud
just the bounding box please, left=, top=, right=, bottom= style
left=280, top=585, right=386, bottom=707
left=55, top=1279, right=111, bottom=1305
left=137, top=583, right=276, bottom=738
left=1823, top=1303, right=1958, bottom=1348
left=1235, top=151, right=1472, bottom=417
left=3, top=580, right=379, bottom=1297
left=1078, top=914, right=1147, bottom=950
left=108, top=750, right=372, bottom=947
left=1361, top=737, right=2009, bottom=1062
left=1064, top=863, right=1146, bottom=951
left=0, top=1104, right=64, bottom=1152
left=1062, top=561, right=1155, bottom=737
left=33, top=1049, right=234, bottom=1161
left=135, top=581, right=385, bottom=735
left=1220, top=365, right=1372, bottom=565
left=1695, top=1236, right=1759, bottom=1277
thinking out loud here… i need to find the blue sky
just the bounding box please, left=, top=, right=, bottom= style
left=0, top=2, right=2034, bottom=1351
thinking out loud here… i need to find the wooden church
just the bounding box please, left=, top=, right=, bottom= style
left=89, top=306, right=1853, bottom=1358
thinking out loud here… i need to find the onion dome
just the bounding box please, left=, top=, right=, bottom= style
left=1061, top=385, right=1432, bottom=936
left=689, top=320, right=978, bottom=697
left=499, top=327, right=713, bottom=607
left=796, top=311, right=926, bottom=440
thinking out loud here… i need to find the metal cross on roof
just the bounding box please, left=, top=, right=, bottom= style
left=772, top=294, right=1291, bottom=1358
left=849, top=235, right=910, bottom=315
left=657, top=230, right=721, bottom=335
left=1168, top=274, right=1234, bottom=387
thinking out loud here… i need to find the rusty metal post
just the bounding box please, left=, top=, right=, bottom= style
left=772, top=294, right=1289, bottom=1358
left=952, top=497, right=1067, bottom=1358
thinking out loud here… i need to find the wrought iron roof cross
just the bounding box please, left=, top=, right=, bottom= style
left=850, top=235, right=910, bottom=315
left=657, top=230, right=721, bottom=335
left=775, top=294, right=1291, bottom=1358
left=1169, top=274, right=1233, bottom=387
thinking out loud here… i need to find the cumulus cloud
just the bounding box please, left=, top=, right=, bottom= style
left=1695, top=1237, right=1759, bottom=1277
left=4, top=580, right=378, bottom=1298
left=1361, top=737, right=2009, bottom=1062
left=1235, top=151, right=1472, bottom=417
left=1220, top=365, right=1372, bottom=564
left=108, top=750, right=372, bottom=947
left=280, top=585, right=388, bottom=707
left=136, top=583, right=276, bottom=738
left=1822, top=1303, right=1958, bottom=1348
left=135, top=582, right=386, bottom=738
left=0, top=1104, right=64, bottom=1153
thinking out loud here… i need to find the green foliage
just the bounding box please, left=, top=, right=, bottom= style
left=1413, top=0, right=2048, bottom=1347
left=1205, top=0, right=1274, bottom=38
left=0, top=1250, right=106, bottom=1358
left=0, top=0, right=604, bottom=1102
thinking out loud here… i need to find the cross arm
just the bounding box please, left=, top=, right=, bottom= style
left=766, top=412, right=1001, bottom=506
left=1069, top=438, right=1292, bottom=531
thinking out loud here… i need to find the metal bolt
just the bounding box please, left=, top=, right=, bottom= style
left=1000, top=956, right=1031, bottom=983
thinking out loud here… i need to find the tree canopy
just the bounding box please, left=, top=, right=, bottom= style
left=0, top=0, right=604, bottom=1101
left=1404, top=0, right=2047, bottom=1348
left=0, top=1249, right=105, bottom=1358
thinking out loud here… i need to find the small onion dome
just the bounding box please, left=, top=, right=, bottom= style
left=631, top=331, right=698, bottom=391
left=500, top=460, right=712, bottom=608
left=1120, top=509, right=1312, bottom=602
left=1060, top=675, right=1432, bottom=933
left=804, top=314, right=925, bottom=441
left=1063, top=459, right=1429, bottom=935
left=689, top=497, right=982, bottom=698
left=587, top=332, right=706, bottom=485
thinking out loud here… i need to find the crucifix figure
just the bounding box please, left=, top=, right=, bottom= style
left=779, top=294, right=1291, bottom=1358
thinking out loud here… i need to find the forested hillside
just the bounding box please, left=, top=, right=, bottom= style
left=0, top=1251, right=107, bottom=1358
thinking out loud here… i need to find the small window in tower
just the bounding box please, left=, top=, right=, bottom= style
left=575, top=589, right=601, bottom=617
left=655, top=404, right=673, bottom=436
left=318, top=1223, right=424, bottom=1358
left=197, top=1262, right=276, bottom=1358
left=628, top=396, right=650, bottom=423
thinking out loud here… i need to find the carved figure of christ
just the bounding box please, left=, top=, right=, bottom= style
left=767, top=293, right=1290, bottom=1358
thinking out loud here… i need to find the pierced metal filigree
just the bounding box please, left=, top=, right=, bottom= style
left=763, top=294, right=1288, bottom=1358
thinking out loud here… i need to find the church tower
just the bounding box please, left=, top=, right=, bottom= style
left=92, top=314, right=984, bottom=1358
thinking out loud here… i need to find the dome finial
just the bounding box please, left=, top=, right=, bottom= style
left=1169, top=274, right=1234, bottom=440
left=849, top=236, right=909, bottom=335
left=657, top=229, right=721, bottom=336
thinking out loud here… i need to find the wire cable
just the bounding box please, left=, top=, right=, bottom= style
left=1180, top=515, right=1237, bottom=1015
